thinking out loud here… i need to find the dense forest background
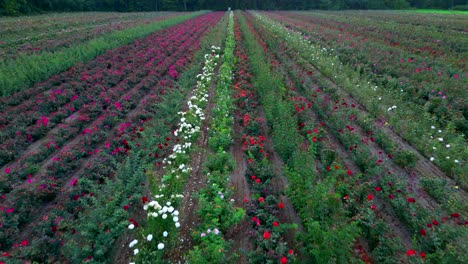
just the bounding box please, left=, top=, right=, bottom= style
left=1, top=0, right=467, bottom=15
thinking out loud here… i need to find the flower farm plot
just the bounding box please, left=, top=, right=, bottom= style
left=0, top=10, right=467, bottom=264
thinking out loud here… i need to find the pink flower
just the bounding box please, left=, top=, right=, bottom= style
left=37, top=116, right=49, bottom=127
left=70, top=178, right=78, bottom=187
left=4, top=168, right=10, bottom=174
left=6, top=208, right=14, bottom=213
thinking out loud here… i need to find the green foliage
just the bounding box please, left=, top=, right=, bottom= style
left=0, top=0, right=463, bottom=15
left=2, top=0, right=26, bottom=15
left=393, top=149, right=418, bottom=168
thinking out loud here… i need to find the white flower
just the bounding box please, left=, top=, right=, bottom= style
left=173, top=210, right=179, bottom=216
left=175, top=222, right=180, bottom=228
left=128, top=224, right=135, bottom=230
left=158, top=243, right=165, bottom=250
left=129, top=239, right=138, bottom=248
left=431, top=126, right=435, bottom=129
left=163, top=231, right=168, bottom=237
left=147, top=234, right=153, bottom=241
left=438, top=138, right=443, bottom=142
left=173, top=216, right=179, bottom=222
left=446, top=156, right=450, bottom=159
left=162, top=214, right=167, bottom=219
left=454, top=159, right=459, bottom=163
left=133, top=249, right=139, bottom=255
left=446, top=144, right=450, bottom=148
left=430, top=157, right=435, bottom=161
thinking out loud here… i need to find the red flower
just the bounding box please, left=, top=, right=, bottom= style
left=407, top=197, right=416, bottom=203
left=432, top=220, right=439, bottom=226
left=281, top=256, right=288, bottom=264
left=420, top=252, right=426, bottom=259
left=142, top=196, right=148, bottom=203
left=251, top=175, right=256, bottom=180
left=128, top=219, right=139, bottom=228
left=334, top=165, right=340, bottom=169
left=450, top=213, right=460, bottom=218
left=367, top=194, right=373, bottom=201
left=312, top=137, right=317, bottom=142
left=288, top=249, right=294, bottom=255
left=263, top=231, right=271, bottom=239
left=255, top=179, right=261, bottom=183
left=420, top=229, right=426, bottom=236
left=371, top=204, right=376, bottom=211
left=123, top=205, right=129, bottom=210
left=427, top=223, right=432, bottom=228
left=388, top=194, right=395, bottom=200
left=347, top=170, right=352, bottom=175
left=406, top=249, right=416, bottom=256
left=375, top=187, right=382, bottom=191
left=20, top=240, right=28, bottom=247
left=278, top=203, right=284, bottom=209
left=326, top=166, right=331, bottom=171
left=343, top=195, right=349, bottom=200
left=273, top=221, right=279, bottom=227
left=259, top=197, right=265, bottom=203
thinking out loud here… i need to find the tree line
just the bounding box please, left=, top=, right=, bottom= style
left=1, top=0, right=467, bottom=15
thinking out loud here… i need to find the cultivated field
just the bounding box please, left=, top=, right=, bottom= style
left=0, top=10, right=466, bottom=264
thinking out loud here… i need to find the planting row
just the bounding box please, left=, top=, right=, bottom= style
left=244, top=11, right=467, bottom=263
left=0, top=12, right=176, bottom=61
left=265, top=11, right=467, bottom=138
left=0, top=12, right=224, bottom=263
left=0, top=11, right=207, bottom=96
left=260, top=11, right=467, bottom=189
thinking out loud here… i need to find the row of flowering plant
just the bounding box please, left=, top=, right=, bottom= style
left=252, top=12, right=466, bottom=189
left=1, top=12, right=178, bottom=61
left=188, top=12, right=246, bottom=262
left=246, top=12, right=466, bottom=262
left=0, top=16, right=217, bottom=256
left=0, top=13, right=224, bottom=263
left=128, top=43, right=222, bottom=263
left=235, top=13, right=298, bottom=264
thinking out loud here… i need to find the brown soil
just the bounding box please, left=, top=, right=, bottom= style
left=166, top=67, right=219, bottom=263
left=226, top=113, right=253, bottom=263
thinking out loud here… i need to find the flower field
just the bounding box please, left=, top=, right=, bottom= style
left=0, top=10, right=466, bottom=264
